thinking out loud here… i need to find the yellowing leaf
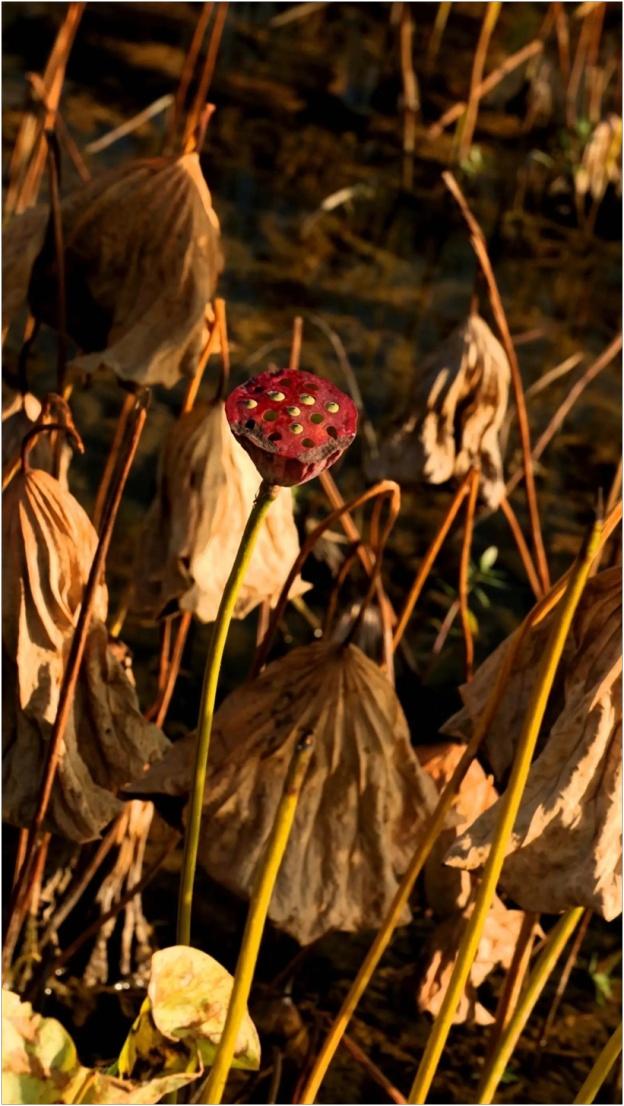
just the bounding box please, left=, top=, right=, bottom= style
left=119, top=947, right=261, bottom=1079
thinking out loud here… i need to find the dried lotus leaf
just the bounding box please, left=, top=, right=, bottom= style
left=3, top=620, right=170, bottom=842
left=372, top=315, right=510, bottom=507
left=133, top=401, right=308, bottom=623
left=18, top=153, right=222, bottom=388
left=2, top=467, right=108, bottom=724
left=1, top=204, right=48, bottom=323
left=444, top=568, right=622, bottom=920
left=416, top=893, right=525, bottom=1026
left=417, top=743, right=498, bottom=917
left=2, top=469, right=169, bottom=841
left=199, top=642, right=437, bottom=943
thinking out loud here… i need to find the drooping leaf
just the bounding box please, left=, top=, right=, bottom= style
left=133, top=401, right=308, bottom=623
left=372, top=314, right=510, bottom=507
left=443, top=568, right=622, bottom=920
left=132, top=642, right=438, bottom=944
left=4, top=153, right=223, bottom=388
left=2, top=468, right=169, bottom=841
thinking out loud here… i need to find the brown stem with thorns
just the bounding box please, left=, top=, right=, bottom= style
left=184, top=2, right=228, bottom=148
left=458, top=469, right=479, bottom=680
left=393, top=470, right=473, bottom=651
left=3, top=395, right=148, bottom=972
left=168, top=2, right=213, bottom=149
left=443, top=171, right=550, bottom=593
left=253, top=481, right=400, bottom=676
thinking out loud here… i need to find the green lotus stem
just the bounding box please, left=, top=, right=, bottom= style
left=177, top=479, right=278, bottom=946
left=574, top=1023, right=622, bottom=1104
left=407, top=513, right=603, bottom=1105
left=198, top=734, right=313, bottom=1104
left=479, top=907, right=584, bottom=1103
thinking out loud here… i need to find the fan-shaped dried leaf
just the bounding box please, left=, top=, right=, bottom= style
left=443, top=569, right=622, bottom=920
left=2, top=989, right=198, bottom=1105
left=373, top=315, right=510, bottom=507
left=5, top=154, right=222, bottom=388
left=2, top=469, right=169, bottom=840
left=417, top=742, right=498, bottom=917
left=136, top=642, right=438, bottom=944
left=119, top=946, right=260, bottom=1078
left=416, top=893, right=525, bottom=1025
left=133, top=401, right=308, bottom=622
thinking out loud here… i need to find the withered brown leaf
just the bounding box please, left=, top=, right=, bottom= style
left=372, top=314, right=510, bottom=507
left=2, top=468, right=169, bottom=841
left=417, top=742, right=498, bottom=918
left=133, top=400, right=308, bottom=623
left=416, top=892, right=526, bottom=1026
left=134, top=641, right=438, bottom=944
left=4, top=153, right=222, bottom=388
left=443, top=568, right=622, bottom=920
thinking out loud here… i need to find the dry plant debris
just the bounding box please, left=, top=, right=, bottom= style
left=2, top=466, right=169, bottom=841
left=575, top=114, right=622, bottom=204
left=443, top=568, right=622, bottom=920
left=3, top=153, right=222, bottom=387
left=375, top=314, right=511, bottom=507
left=133, top=400, right=308, bottom=622
left=133, top=641, right=438, bottom=944
left=415, top=891, right=526, bottom=1026
left=415, top=742, right=524, bottom=1026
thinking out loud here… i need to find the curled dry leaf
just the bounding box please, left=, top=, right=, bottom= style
left=2, top=468, right=169, bottom=841
left=1, top=989, right=198, bottom=1105
left=3, top=153, right=222, bottom=388
left=133, top=400, right=308, bottom=623
left=119, top=946, right=260, bottom=1078
left=443, top=568, right=622, bottom=920
left=575, top=114, right=622, bottom=203
left=372, top=314, right=510, bottom=507
left=416, top=742, right=498, bottom=917
left=133, top=642, right=438, bottom=944
left=416, top=893, right=526, bottom=1026
left=1, top=204, right=48, bottom=324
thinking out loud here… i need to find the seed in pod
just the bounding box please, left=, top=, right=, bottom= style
left=225, top=367, right=358, bottom=486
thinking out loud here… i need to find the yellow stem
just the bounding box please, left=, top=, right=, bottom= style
left=198, top=735, right=313, bottom=1104
left=407, top=514, right=603, bottom=1105
left=297, top=507, right=617, bottom=1104
left=574, top=1023, right=622, bottom=1104
left=176, top=480, right=278, bottom=946
left=479, top=907, right=584, bottom=1103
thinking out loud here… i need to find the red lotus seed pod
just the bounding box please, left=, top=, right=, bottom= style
left=225, top=367, right=358, bottom=487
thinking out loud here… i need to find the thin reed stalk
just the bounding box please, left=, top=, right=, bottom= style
left=479, top=908, right=585, bottom=1103
left=198, top=736, right=313, bottom=1104
left=253, top=481, right=400, bottom=676
left=407, top=513, right=603, bottom=1104
left=573, top=1023, right=622, bottom=1104
left=499, top=496, right=543, bottom=599
left=458, top=2, right=501, bottom=160
left=484, top=912, right=538, bottom=1068
left=393, top=470, right=473, bottom=650
left=443, top=171, right=550, bottom=593
left=458, top=469, right=479, bottom=680
left=537, top=907, right=592, bottom=1050
left=92, top=391, right=136, bottom=532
